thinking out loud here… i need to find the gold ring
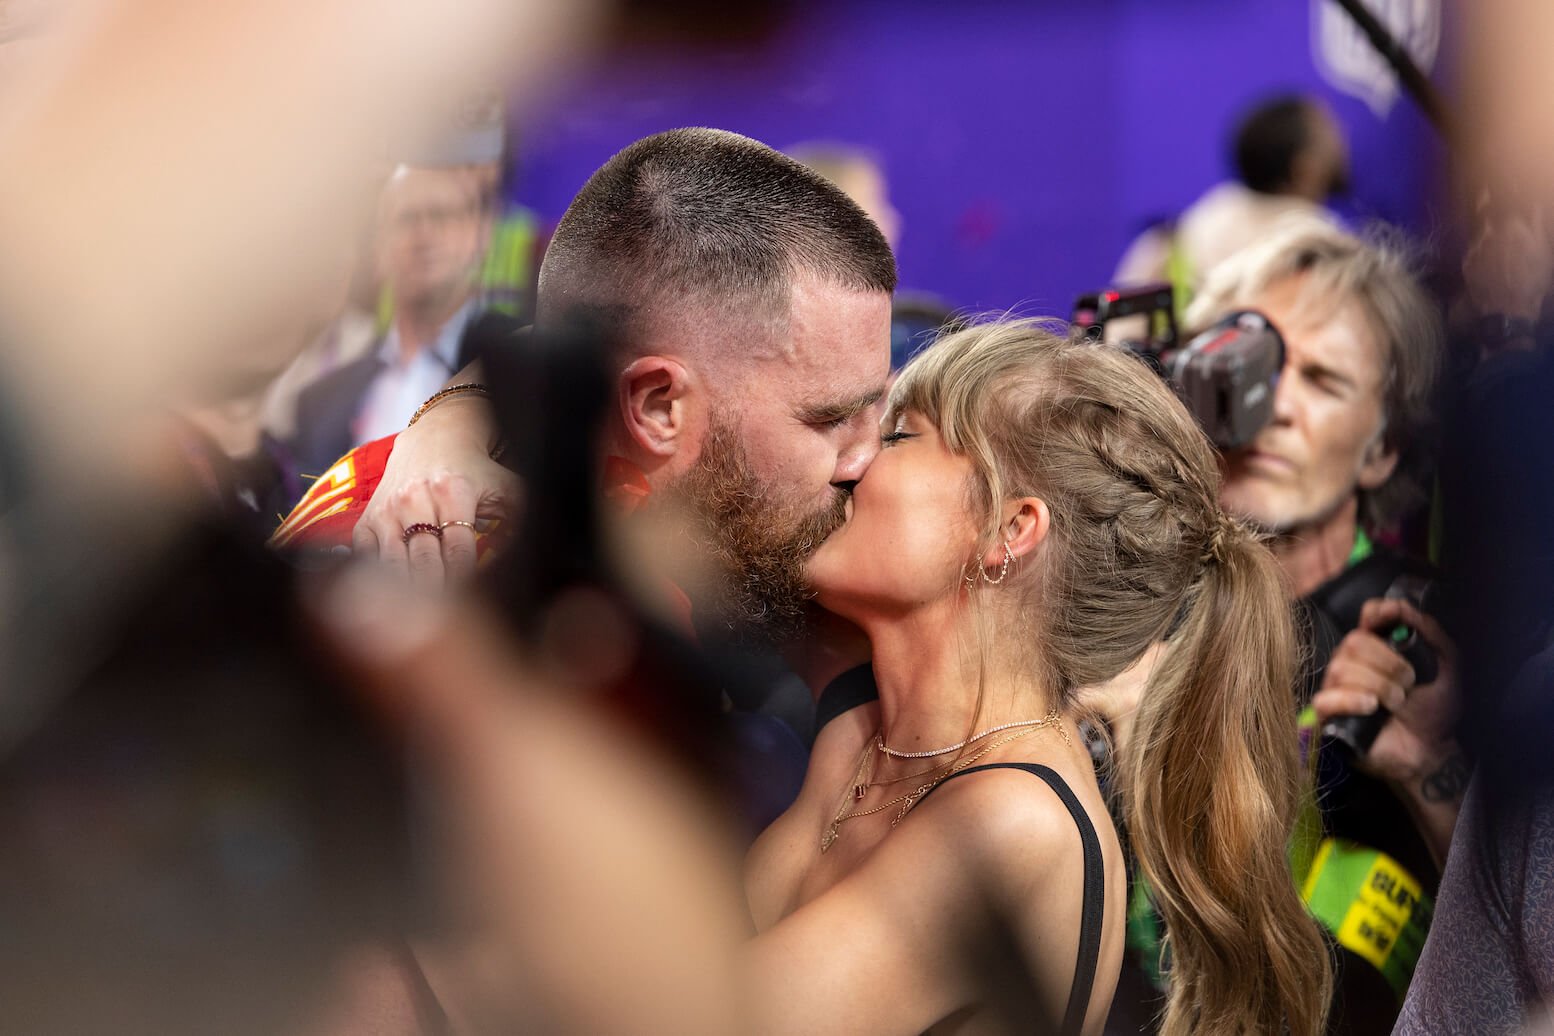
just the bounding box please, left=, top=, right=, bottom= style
left=439, top=520, right=478, bottom=533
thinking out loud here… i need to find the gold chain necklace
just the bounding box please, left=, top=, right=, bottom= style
left=819, top=709, right=1065, bottom=853
left=877, top=713, right=1069, bottom=759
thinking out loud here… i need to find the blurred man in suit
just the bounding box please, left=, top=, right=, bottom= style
left=291, top=166, right=489, bottom=480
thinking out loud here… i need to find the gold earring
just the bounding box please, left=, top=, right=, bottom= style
left=983, top=541, right=1014, bottom=585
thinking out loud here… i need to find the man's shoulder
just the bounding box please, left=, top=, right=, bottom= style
left=295, top=347, right=384, bottom=409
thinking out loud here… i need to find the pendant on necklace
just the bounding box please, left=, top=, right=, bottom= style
left=852, top=783, right=866, bottom=801
left=820, top=825, right=838, bottom=853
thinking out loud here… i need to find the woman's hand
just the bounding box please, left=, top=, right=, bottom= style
left=351, top=391, right=519, bottom=592
left=1073, top=640, right=1166, bottom=761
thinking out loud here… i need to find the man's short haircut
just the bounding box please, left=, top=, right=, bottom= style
left=1233, top=96, right=1317, bottom=195
left=536, top=128, right=897, bottom=344
left=1187, top=221, right=1444, bottom=530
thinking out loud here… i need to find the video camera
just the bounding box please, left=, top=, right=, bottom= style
left=1073, top=284, right=1285, bottom=450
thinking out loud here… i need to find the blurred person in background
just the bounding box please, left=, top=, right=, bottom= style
left=787, top=139, right=960, bottom=373
left=264, top=99, right=541, bottom=469
left=1389, top=196, right=1554, bottom=1034
left=289, top=165, right=492, bottom=483
left=1114, top=94, right=1349, bottom=314
left=174, top=252, right=358, bottom=538
left=786, top=141, right=901, bottom=251
left=259, top=240, right=381, bottom=456
left=448, top=92, right=545, bottom=322
left=380, top=93, right=544, bottom=326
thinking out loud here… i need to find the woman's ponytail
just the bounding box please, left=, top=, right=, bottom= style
left=1124, top=519, right=1332, bottom=1036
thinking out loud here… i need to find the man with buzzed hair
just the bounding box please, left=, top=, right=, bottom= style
left=278, top=128, right=897, bottom=649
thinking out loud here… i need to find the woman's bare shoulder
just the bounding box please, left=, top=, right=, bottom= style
left=905, top=759, right=1111, bottom=897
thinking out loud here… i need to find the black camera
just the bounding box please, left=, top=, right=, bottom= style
left=1073, top=284, right=1285, bottom=450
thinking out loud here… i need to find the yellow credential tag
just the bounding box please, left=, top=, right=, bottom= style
left=1336, top=853, right=1423, bottom=969
left=1301, top=838, right=1432, bottom=999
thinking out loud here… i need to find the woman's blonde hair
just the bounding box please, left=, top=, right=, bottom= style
left=890, top=319, right=1332, bottom=1036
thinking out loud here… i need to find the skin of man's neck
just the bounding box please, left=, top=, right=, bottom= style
left=1268, top=493, right=1363, bottom=598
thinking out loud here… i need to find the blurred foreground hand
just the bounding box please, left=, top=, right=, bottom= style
left=311, top=567, right=745, bottom=1035
left=0, top=0, right=601, bottom=498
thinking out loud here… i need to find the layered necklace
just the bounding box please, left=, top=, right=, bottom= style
left=819, top=708, right=1067, bottom=853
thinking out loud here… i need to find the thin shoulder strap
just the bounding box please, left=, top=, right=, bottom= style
left=916, top=763, right=1105, bottom=1036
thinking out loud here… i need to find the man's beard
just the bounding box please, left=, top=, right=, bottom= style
left=668, top=419, right=850, bottom=645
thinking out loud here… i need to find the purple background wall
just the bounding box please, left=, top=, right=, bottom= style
left=511, top=0, right=1448, bottom=316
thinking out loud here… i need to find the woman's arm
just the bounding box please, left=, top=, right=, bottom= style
left=351, top=361, right=519, bottom=589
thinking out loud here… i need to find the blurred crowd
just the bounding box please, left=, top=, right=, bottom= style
left=2, top=2, right=1553, bottom=1034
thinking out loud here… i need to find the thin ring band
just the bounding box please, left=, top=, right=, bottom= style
left=439, top=520, right=478, bottom=533
left=402, top=522, right=443, bottom=544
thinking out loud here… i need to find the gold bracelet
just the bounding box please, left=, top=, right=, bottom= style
left=408, top=383, right=490, bottom=427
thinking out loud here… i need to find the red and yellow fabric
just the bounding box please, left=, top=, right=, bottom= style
left=269, top=442, right=692, bottom=632
left=270, top=435, right=400, bottom=552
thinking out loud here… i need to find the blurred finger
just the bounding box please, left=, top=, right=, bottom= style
left=1357, top=597, right=1406, bottom=632
left=1333, top=627, right=1415, bottom=684
left=440, top=522, right=480, bottom=583
left=1383, top=598, right=1454, bottom=662
left=351, top=521, right=379, bottom=561
left=406, top=527, right=447, bottom=595
left=310, top=565, right=529, bottom=753
left=1312, top=688, right=1381, bottom=726
left=1325, top=655, right=1406, bottom=700
left=426, top=472, right=480, bottom=583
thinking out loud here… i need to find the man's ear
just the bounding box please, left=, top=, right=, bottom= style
left=981, top=497, right=1051, bottom=571
left=619, top=356, right=701, bottom=461
left=1357, top=427, right=1399, bottom=492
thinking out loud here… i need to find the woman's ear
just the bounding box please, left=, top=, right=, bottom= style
left=981, top=497, right=1050, bottom=570
left=619, top=356, right=700, bottom=460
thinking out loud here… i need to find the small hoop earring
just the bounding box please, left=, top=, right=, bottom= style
left=983, top=541, right=1014, bottom=585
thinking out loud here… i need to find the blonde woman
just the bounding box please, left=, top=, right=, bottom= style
left=745, top=320, right=1331, bottom=1035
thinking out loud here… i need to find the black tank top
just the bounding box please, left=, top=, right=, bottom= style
left=915, top=763, right=1106, bottom=1036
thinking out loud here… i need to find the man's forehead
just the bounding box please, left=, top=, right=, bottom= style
left=380, top=168, right=477, bottom=217
left=1256, top=276, right=1386, bottom=385
left=784, top=276, right=892, bottom=366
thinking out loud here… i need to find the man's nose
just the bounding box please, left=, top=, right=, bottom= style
left=834, top=432, right=880, bottom=488
left=1269, top=363, right=1299, bottom=425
